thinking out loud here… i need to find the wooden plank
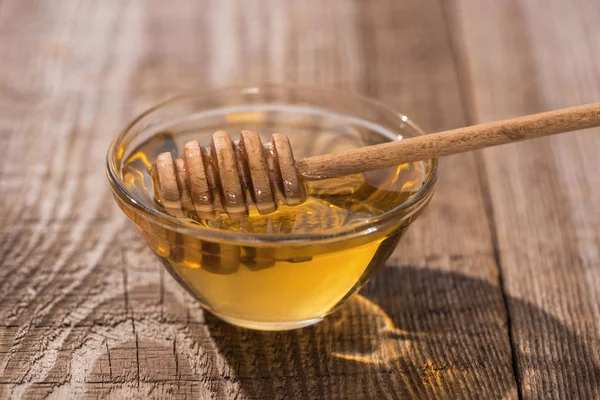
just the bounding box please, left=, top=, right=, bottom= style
left=0, top=0, right=521, bottom=398
left=347, top=0, right=518, bottom=398
left=446, top=0, right=600, bottom=397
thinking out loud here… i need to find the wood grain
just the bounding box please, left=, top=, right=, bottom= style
left=0, top=0, right=597, bottom=399
left=445, top=0, right=600, bottom=397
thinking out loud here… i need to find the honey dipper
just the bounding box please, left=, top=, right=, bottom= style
left=151, top=102, right=600, bottom=218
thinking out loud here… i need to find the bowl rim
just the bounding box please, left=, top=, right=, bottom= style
left=106, top=83, right=438, bottom=245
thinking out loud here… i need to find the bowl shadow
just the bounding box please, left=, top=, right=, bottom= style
left=206, top=264, right=600, bottom=399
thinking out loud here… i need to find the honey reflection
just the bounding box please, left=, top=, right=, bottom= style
left=330, top=294, right=413, bottom=365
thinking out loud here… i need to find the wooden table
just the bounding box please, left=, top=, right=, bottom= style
left=1, top=0, right=599, bottom=398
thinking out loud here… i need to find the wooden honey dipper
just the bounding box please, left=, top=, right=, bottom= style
left=151, top=102, right=600, bottom=218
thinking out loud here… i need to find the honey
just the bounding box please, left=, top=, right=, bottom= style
left=119, top=129, right=426, bottom=330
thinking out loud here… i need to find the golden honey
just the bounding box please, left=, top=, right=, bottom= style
left=119, top=131, right=426, bottom=329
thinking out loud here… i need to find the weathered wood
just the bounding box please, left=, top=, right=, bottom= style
left=446, top=0, right=600, bottom=398
left=0, top=0, right=596, bottom=399
left=0, top=0, right=515, bottom=398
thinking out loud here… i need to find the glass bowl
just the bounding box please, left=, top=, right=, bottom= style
left=106, top=84, right=437, bottom=331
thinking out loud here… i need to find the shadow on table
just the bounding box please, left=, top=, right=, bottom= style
left=206, top=266, right=600, bottom=399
